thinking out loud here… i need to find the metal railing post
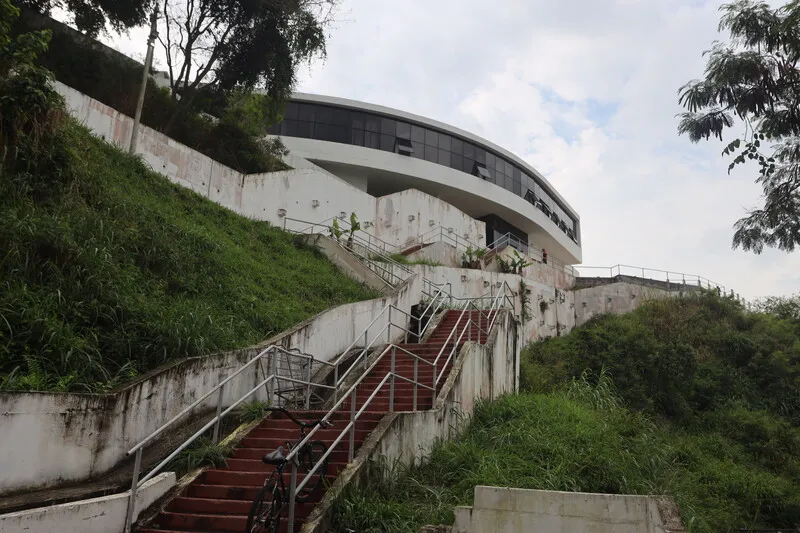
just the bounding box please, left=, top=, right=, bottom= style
left=413, top=357, right=418, bottom=411
left=123, top=448, right=142, bottom=533
left=478, top=308, right=482, bottom=342
left=304, top=360, right=312, bottom=410
left=388, top=306, right=392, bottom=343
left=267, top=353, right=275, bottom=406
left=333, top=365, right=339, bottom=403
left=211, top=383, right=224, bottom=444
left=432, top=361, right=437, bottom=405
left=468, top=318, right=472, bottom=342
left=349, top=389, right=356, bottom=462
left=287, top=463, right=298, bottom=533
left=390, top=346, right=396, bottom=413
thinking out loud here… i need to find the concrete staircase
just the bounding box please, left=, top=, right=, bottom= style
left=138, top=309, right=492, bottom=533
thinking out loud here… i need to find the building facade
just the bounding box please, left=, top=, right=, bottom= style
left=268, top=93, right=582, bottom=265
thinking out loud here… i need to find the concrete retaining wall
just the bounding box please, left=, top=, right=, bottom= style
left=56, top=83, right=491, bottom=254
left=0, top=276, right=421, bottom=496
left=0, top=473, right=175, bottom=533
left=573, top=281, right=676, bottom=327
left=453, top=486, right=685, bottom=533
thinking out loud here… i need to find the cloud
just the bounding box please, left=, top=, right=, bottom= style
left=95, top=0, right=799, bottom=299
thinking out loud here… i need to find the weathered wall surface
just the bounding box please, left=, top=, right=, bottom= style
left=375, top=190, right=485, bottom=249
left=453, top=486, right=685, bottom=533
left=573, top=282, right=675, bottom=327
left=0, top=473, right=175, bottom=533
left=0, top=277, right=421, bottom=496
left=56, top=83, right=493, bottom=255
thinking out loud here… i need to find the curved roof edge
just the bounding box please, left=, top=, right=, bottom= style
left=291, top=92, right=580, bottom=223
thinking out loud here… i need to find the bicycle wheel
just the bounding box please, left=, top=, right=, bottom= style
left=295, top=440, right=329, bottom=502
left=245, top=472, right=282, bottom=533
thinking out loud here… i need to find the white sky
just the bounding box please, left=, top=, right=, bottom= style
left=71, top=0, right=800, bottom=300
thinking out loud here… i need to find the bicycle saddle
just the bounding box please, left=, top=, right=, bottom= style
left=262, top=445, right=287, bottom=465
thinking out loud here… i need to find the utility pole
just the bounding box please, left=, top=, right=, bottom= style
left=129, top=6, right=159, bottom=154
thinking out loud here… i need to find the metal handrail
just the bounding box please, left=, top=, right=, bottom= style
left=282, top=215, right=397, bottom=251
left=122, top=346, right=334, bottom=533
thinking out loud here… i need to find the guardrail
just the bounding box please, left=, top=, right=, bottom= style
left=122, top=345, right=334, bottom=533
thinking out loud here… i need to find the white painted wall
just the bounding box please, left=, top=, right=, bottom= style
left=0, top=473, right=175, bottom=533
left=0, top=276, right=421, bottom=496
left=453, top=486, right=684, bottom=533
left=573, top=282, right=676, bottom=327
left=56, top=82, right=497, bottom=257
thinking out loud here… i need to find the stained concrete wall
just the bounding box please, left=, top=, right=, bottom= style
left=573, top=282, right=675, bottom=327
left=56, top=83, right=494, bottom=255
left=302, top=311, right=519, bottom=533
left=0, top=473, right=175, bottom=533
left=375, top=190, right=485, bottom=249
left=0, top=276, right=421, bottom=496
left=453, top=486, right=685, bottom=533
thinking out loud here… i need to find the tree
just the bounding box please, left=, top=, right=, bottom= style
left=16, top=0, right=152, bottom=35
left=678, top=0, right=800, bottom=254
left=158, top=0, right=334, bottom=131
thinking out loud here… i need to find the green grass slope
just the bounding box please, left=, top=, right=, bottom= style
left=331, top=293, right=800, bottom=533
left=0, top=122, right=378, bottom=392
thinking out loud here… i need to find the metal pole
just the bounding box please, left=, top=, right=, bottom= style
left=333, top=366, right=339, bottom=403
left=211, top=384, right=224, bottom=444
left=390, top=347, right=396, bottom=413
left=266, top=353, right=275, bottom=407
left=388, top=306, right=392, bottom=343
left=348, top=390, right=356, bottom=461
left=129, top=6, right=159, bottom=154
left=123, top=448, right=143, bottom=533
left=287, top=463, right=298, bottom=533
left=413, top=358, right=418, bottom=411
left=304, top=360, right=312, bottom=410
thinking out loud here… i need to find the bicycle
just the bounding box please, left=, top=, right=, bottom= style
left=245, top=407, right=332, bottom=533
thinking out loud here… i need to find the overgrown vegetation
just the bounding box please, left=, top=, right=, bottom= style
left=332, top=292, right=800, bottom=533
left=14, top=9, right=288, bottom=173
left=166, top=437, right=232, bottom=475
left=238, top=400, right=271, bottom=423
left=0, top=3, right=378, bottom=392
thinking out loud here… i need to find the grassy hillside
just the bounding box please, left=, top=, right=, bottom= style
left=0, top=120, right=378, bottom=392
left=332, top=293, right=800, bottom=533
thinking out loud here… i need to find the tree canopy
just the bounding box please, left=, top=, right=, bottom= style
left=678, top=0, right=800, bottom=254
left=158, top=0, right=334, bottom=130
left=16, top=0, right=151, bottom=35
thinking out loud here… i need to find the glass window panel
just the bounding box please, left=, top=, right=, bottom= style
left=438, top=149, right=451, bottom=166
left=513, top=166, right=521, bottom=180
left=464, top=157, right=475, bottom=173
left=315, top=106, right=333, bottom=124
left=297, top=103, right=315, bottom=122
left=463, top=143, right=475, bottom=159
left=513, top=180, right=521, bottom=195
left=425, top=144, right=438, bottom=162
left=284, top=102, right=299, bottom=120
left=365, top=115, right=380, bottom=132
left=315, top=123, right=333, bottom=141
left=380, top=134, right=394, bottom=151
left=267, top=123, right=281, bottom=135
left=486, top=152, right=495, bottom=169
left=411, top=124, right=426, bottom=143
left=331, top=107, right=349, bottom=126
left=475, top=148, right=486, bottom=164
left=505, top=160, right=513, bottom=175
left=365, top=130, right=380, bottom=149
left=331, top=125, right=348, bottom=143
left=438, top=134, right=452, bottom=151
left=451, top=137, right=463, bottom=155
left=411, top=140, right=424, bottom=158
left=296, top=120, right=313, bottom=138
left=352, top=128, right=364, bottom=146
left=450, top=154, right=463, bottom=172
left=381, top=117, right=396, bottom=135
left=396, top=122, right=412, bottom=139
left=283, top=119, right=299, bottom=137
left=425, top=129, right=439, bottom=147
left=351, top=112, right=365, bottom=130
left=505, top=176, right=513, bottom=190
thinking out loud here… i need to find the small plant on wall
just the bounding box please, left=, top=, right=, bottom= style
left=498, top=249, right=531, bottom=275
left=461, top=246, right=486, bottom=269
left=347, top=212, right=361, bottom=248
left=520, top=280, right=531, bottom=323
left=329, top=218, right=344, bottom=243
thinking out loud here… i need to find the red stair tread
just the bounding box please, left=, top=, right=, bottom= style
left=138, top=310, right=480, bottom=533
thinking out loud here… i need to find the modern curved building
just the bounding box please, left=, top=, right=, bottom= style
left=267, top=93, right=582, bottom=265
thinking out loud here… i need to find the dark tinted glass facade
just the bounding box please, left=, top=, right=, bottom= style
left=268, top=101, right=578, bottom=243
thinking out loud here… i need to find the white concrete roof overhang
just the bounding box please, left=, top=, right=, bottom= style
left=282, top=136, right=582, bottom=264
